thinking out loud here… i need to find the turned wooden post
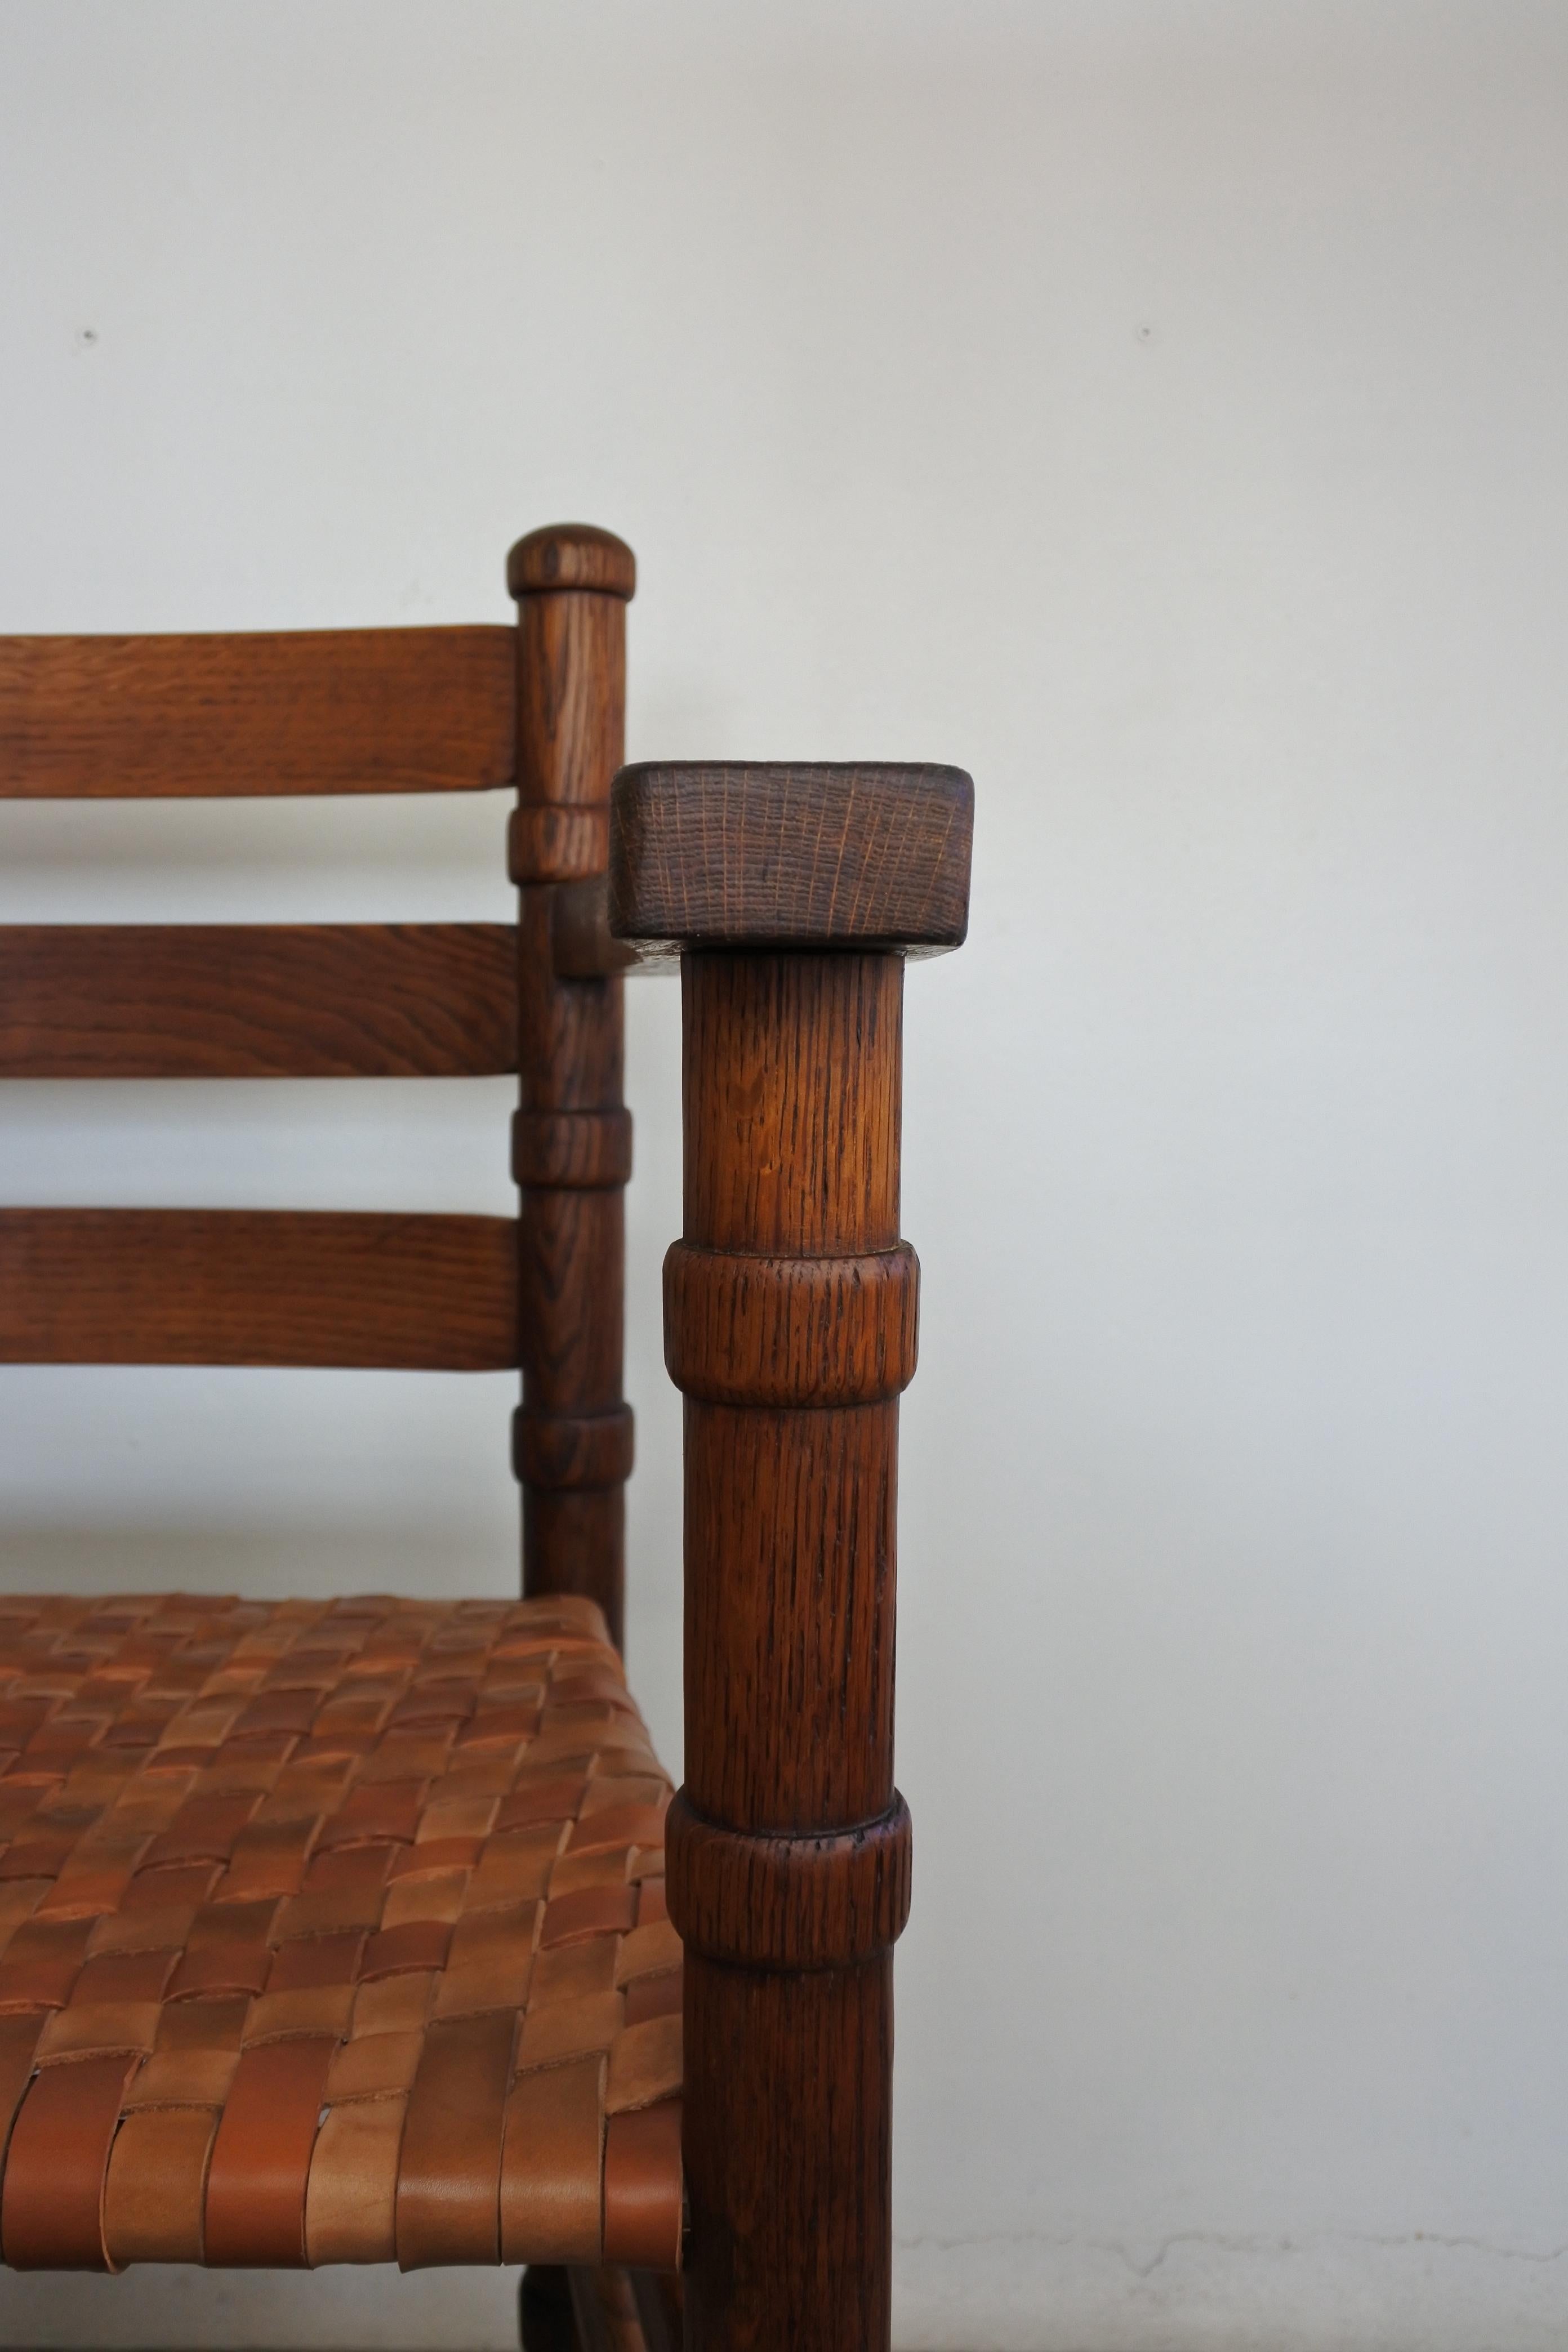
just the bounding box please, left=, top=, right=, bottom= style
left=610, top=762, right=973, bottom=2352
left=507, top=524, right=635, bottom=1650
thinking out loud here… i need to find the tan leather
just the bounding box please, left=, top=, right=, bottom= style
left=204, top=2035, right=337, bottom=2265
left=323, top=2030, right=423, bottom=2102
left=304, top=2095, right=406, bottom=2265
left=0, top=1592, right=681, bottom=2271
left=623, top=1970, right=681, bottom=2026
left=351, top=1968, right=436, bottom=2037
left=605, top=2013, right=683, bottom=2115
left=102, top=2105, right=216, bottom=2262
left=395, top=2009, right=516, bottom=2268
left=614, top=1916, right=681, bottom=1986
left=603, top=2099, right=684, bottom=2269
left=500, top=2055, right=605, bottom=2265
left=121, top=2044, right=239, bottom=2108
left=153, top=1990, right=249, bottom=2052
left=515, top=1989, right=624, bottom=2071
left=1, top=2051, right=139, bottom=2268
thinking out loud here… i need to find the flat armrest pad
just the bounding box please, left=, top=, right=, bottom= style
left=609, top=761, right=973, bottom=953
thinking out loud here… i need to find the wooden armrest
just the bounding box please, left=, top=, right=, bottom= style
left=609, top=758, right=972, bottom=960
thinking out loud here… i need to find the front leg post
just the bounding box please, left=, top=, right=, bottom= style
left=610, top=764, right=973, bottom=2352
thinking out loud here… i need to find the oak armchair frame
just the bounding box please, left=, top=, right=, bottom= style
left=0, top=524, right=973, bottom=2352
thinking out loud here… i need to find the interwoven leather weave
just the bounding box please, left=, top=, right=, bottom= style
left=0, top=1592, right=681, bottom=2273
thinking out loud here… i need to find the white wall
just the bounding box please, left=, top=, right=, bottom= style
left=2, top=3, right=1566, bottom=2345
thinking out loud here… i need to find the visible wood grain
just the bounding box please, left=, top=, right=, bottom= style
left=512, top=1405, right=634, bottom=1491
left=513, top=1108, right=632, bottom=1191
left=669, top=954, right=907, bottom=2351
left=0, top=924, right=518, bottom=1078
left=631, top=763, right=971, bottom=2345
left=550, top=878, right=637, bottom=978
left=682, top=1956, right=894, bottom=2352
left=609, top=761, right=974, bottom=954
left=516, top=600, right=628, bottom=854
left=0, top=1210, right=518, bottom=1368
left=0, top=629, right=515, bottom=798
left=510, top=805, right=612, bottom=888
left=507, top=526, right=636, bottom=603
left=566, top=2264, right=651, bottom=2352
left=684, top=1385, right=899, bottom=1836
left=666, top=1790, right=911, bottom=1970
left=663, top=1241, right=917, bottom=1409
left=509, top=528, right=634, bottom=1647
left=683, top=951, right=902, bottom=1254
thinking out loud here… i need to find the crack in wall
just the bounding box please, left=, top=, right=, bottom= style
left=896, top=2228, right=1568, bottom=2277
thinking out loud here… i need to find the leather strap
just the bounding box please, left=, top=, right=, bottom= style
left=203, top=2037, right=336, bottom=2266
left=395, top=2010, right=516, bottom=2269
left=304, top=2095, right=407, bottom=2265
left=0, top=2012, right=46, bottom=2173
left=500, top=2055, right=605, bottom=2266
left=1, top=2051, right=139, bottom=2268
left=603, top=2100, right=683, bottom=2269
left=103, top=2105, right=217, bottom=2263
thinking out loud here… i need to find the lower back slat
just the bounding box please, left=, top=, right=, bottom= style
left=0, top=627, right=516, bottom=799
left=0, top=1210, right=519, bottom=1369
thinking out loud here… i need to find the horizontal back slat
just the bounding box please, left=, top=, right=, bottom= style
left=0, top=1210, right=518, bottom=1368
left=0, top=627, right=516, bottom=798
left=0, top=924, right=519, bottom=1078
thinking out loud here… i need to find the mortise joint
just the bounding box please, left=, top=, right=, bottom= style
left=512, top=1406, right=634, bottom=1492
left=513, top=1108, right=632, bottom=1191
left=509, top=804, right=610, bottom=887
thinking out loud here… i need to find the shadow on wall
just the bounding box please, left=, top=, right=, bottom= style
left=0, top=1527, right=525, bottom=1601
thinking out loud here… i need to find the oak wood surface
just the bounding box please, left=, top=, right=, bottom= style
left=662, top=1241, right=918, bottom=1409
left=509, top=527, right=634, bottom=1651
left=674, top=952, right=907, bottom=2352
left=0, top=1209, right=519, bottom=1368
left=666, top=1790, right=912, bottom=1971
left=613, top=751, right=973, bottom=2347
left=513, top=599, right=629, bottom=870
left=628, top=2269, right=683, bottom=2352
left=0, top=628, right=516, bottom=798
left=609, top=761, right=973, bottom=955
left=513, top=1107, right=632, bottom=1191
left=549, top=877, right=638, bottom=979
left=507, top=525, right=637, bottom=603
left=0, top=923, right=518, bottom=1077
left=681, top=1959, right=893, bottom=2351
left=567, top=2264, right=652, bottom=2352
left=682, top=951, right=902, bottom=1255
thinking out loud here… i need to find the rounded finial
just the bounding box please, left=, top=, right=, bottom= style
left=506, top=524, right=636, bottom=601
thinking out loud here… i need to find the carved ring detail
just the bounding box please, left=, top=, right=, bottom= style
left=663, top=1241, right=919, bottom=1409
left=665, top=1792, right=912, bottom=1970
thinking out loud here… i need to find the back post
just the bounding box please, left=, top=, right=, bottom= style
left=508, top=525, right=635, bottom=1650
left=611, top=762, right=973, bottom=2352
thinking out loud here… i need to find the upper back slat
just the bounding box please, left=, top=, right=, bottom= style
left=0, top=627, right=516, bottom=798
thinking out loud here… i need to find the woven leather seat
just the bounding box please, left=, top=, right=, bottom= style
left=0, top=1591, right=681, bottom=2275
